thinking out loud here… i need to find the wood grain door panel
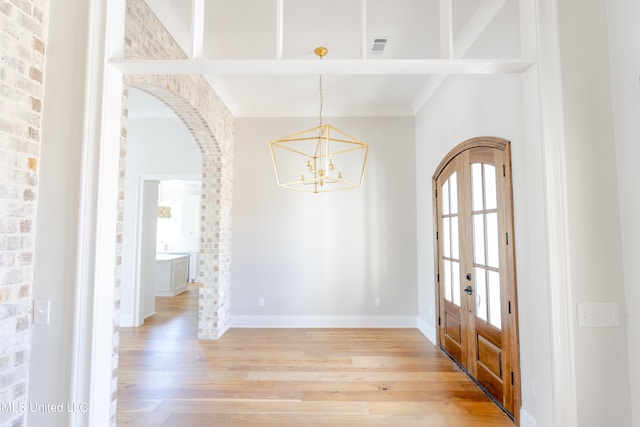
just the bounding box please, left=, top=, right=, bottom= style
left=434, top=138, right=520, bottom=423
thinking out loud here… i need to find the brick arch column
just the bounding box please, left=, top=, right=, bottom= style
left=119, top=75, right=234, bottom=340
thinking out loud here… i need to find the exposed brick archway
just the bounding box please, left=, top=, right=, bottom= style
left=109, top=1, right=235, bottom=422
left=119, top=78, right=233, bottom=342
left=120, top=0, right=235, bottom=341
left=113, top=75, right=234, bottom=420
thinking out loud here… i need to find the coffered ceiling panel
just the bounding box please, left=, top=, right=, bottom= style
left=204, top=0, right=278, bottom=59
left=283, top=0, right=362, bottom=60
left=366, top=0, right=440, bottom=59
left=137, top=0, right=530, bottom=117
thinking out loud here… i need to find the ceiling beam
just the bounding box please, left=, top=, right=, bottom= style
left=411, top=75, right=447, bottom=114
left=412, top=0, right=509, bottom=114
left=276, top=0, right=284, bottom=59
left=190, top=0, right=205, bottom=59
left=110, top=58, right=534, bottom=75
left=440, top=0, right=453, bottom=59
left=361, top=0, right=368, bottom=59
left=454, top=0, right=508, bottom=58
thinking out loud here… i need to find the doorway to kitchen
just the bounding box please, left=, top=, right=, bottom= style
left=120, top=88, right=202, bottom=327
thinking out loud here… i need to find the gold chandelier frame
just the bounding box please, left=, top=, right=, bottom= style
left=269, top=47, right=369, bottom=193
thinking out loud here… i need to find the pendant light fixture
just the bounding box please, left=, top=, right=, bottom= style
left=269, top=47, right=369, bottom=193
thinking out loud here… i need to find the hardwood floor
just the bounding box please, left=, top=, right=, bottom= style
left=116, top=288, right=516, bottom=426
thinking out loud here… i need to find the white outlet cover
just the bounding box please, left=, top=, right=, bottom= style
left=33, top=300, right=51, bottom=325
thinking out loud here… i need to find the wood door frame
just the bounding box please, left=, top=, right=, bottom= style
left=432, top=136, right=521, bottom=424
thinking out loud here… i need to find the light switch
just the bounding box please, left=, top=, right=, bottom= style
left=577, top=302, right=619, bottom=328
left=33, top=300, right=51, bottom=325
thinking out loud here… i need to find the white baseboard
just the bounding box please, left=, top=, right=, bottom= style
left=119, top=314, right=146, bottom=327
left=520, top=408, right=536, bottom=427
left=119, top=314, right=134, bottom=327
left=417, top=316, right=437, bottom=345
left=230, top=315, right=418, bottom=328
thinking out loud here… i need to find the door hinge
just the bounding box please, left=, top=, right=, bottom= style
left=511, top=371, right=514, bottom=385
left=508, top=300, right=512, bottom=314
left=436, top=231, right=439, bottom=240
left=503, top=164, right=506, bottom=177
left=506, top=232, right=509, bottom=245
left=437, top=273, right=440, bottom=282
left=438, top=316, right=441, bottom=326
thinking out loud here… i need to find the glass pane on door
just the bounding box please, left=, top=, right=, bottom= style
left=488, top=271, right=502, bottom=328
left=444, top=260, right=452, bottom=301
left=451, top=217, right=459, bottom=259
left=472, top=164, right=483, bottom=211
left=473, top=214, right=485, bottom=265
left=443, top=217, right=450, bottom=257
left=486, top=213, right=499, bottom=268
left=475, top=267, right=487, bottom=322
left=471, top=163, right=502, bottom=330
left=441, top=173, right=461, bottom=306
left=452, top=262, right=460, bottom=305
left=449, top=173, right=458, bottom=214
left=484, top=164, right=497, bottom=210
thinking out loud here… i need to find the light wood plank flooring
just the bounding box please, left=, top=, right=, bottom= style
left=116, top=288, right=516, bottom=426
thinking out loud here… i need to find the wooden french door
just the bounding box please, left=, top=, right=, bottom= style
left=433, top=137, right=520, bottom=421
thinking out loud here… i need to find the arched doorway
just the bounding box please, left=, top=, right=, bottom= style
left=433, top=136, right=521, bottom=421
left=120, top=87, right=202, bottom=326
left=117, top=77, right=233, bottom=341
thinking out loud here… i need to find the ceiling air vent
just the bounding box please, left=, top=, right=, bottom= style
left=370, top=37, right=389, bottom=55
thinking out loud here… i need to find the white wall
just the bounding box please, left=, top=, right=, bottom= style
left=121, top=89, right=201, bottom=326
left=29, top=0, right=91, bottom=425
left=606, top=1, right=640, bottom=425
left=414, top=6, right=638, bottom=425
left=557, top=1, right=632, bottom=426
left=140, top=180, right=159, bottom=319
left=414, top=73, right=546, bottom=424
left=231, top=117, right=417, bottom=325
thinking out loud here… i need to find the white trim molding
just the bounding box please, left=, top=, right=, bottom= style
left=73, top=0, right=126, bottom=425
left=417, top=316, right=437, bottom=345
left=520, top=408, right=537, bottom=427
left=534, top=0, right=578, bottom=426
left=231, top=316, right=418, bottom=329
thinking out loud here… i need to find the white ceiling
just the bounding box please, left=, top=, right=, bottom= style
left=130, top=0, right=526, bottom=117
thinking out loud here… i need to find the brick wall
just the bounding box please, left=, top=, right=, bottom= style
left=123, top=0, right=234, bottom=333
left=2, top=0, right=234, bottom=425
left=113, top=0, right=235, bottom=423
left=0, top=0, right=49, bottom=426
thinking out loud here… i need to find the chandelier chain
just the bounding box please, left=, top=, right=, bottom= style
left=318, top=70, right=324, bottom=127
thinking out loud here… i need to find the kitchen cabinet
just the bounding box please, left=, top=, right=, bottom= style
left=155, top=254, right=188, bottom=296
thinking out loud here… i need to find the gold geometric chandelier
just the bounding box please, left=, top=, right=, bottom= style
left=269, top=47, right=369, bottom=193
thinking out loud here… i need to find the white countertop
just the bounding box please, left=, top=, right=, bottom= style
left=156, top=253, right=189, bottom=262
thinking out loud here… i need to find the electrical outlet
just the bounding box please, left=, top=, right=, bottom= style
left=375, top=298, right=381, bottom=308
left=258, top=297, right=265, bottom=307
left=577, top=303, right=620, bottom=328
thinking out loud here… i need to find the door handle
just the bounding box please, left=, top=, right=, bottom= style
left=464, top=285, right=473, bottom=295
